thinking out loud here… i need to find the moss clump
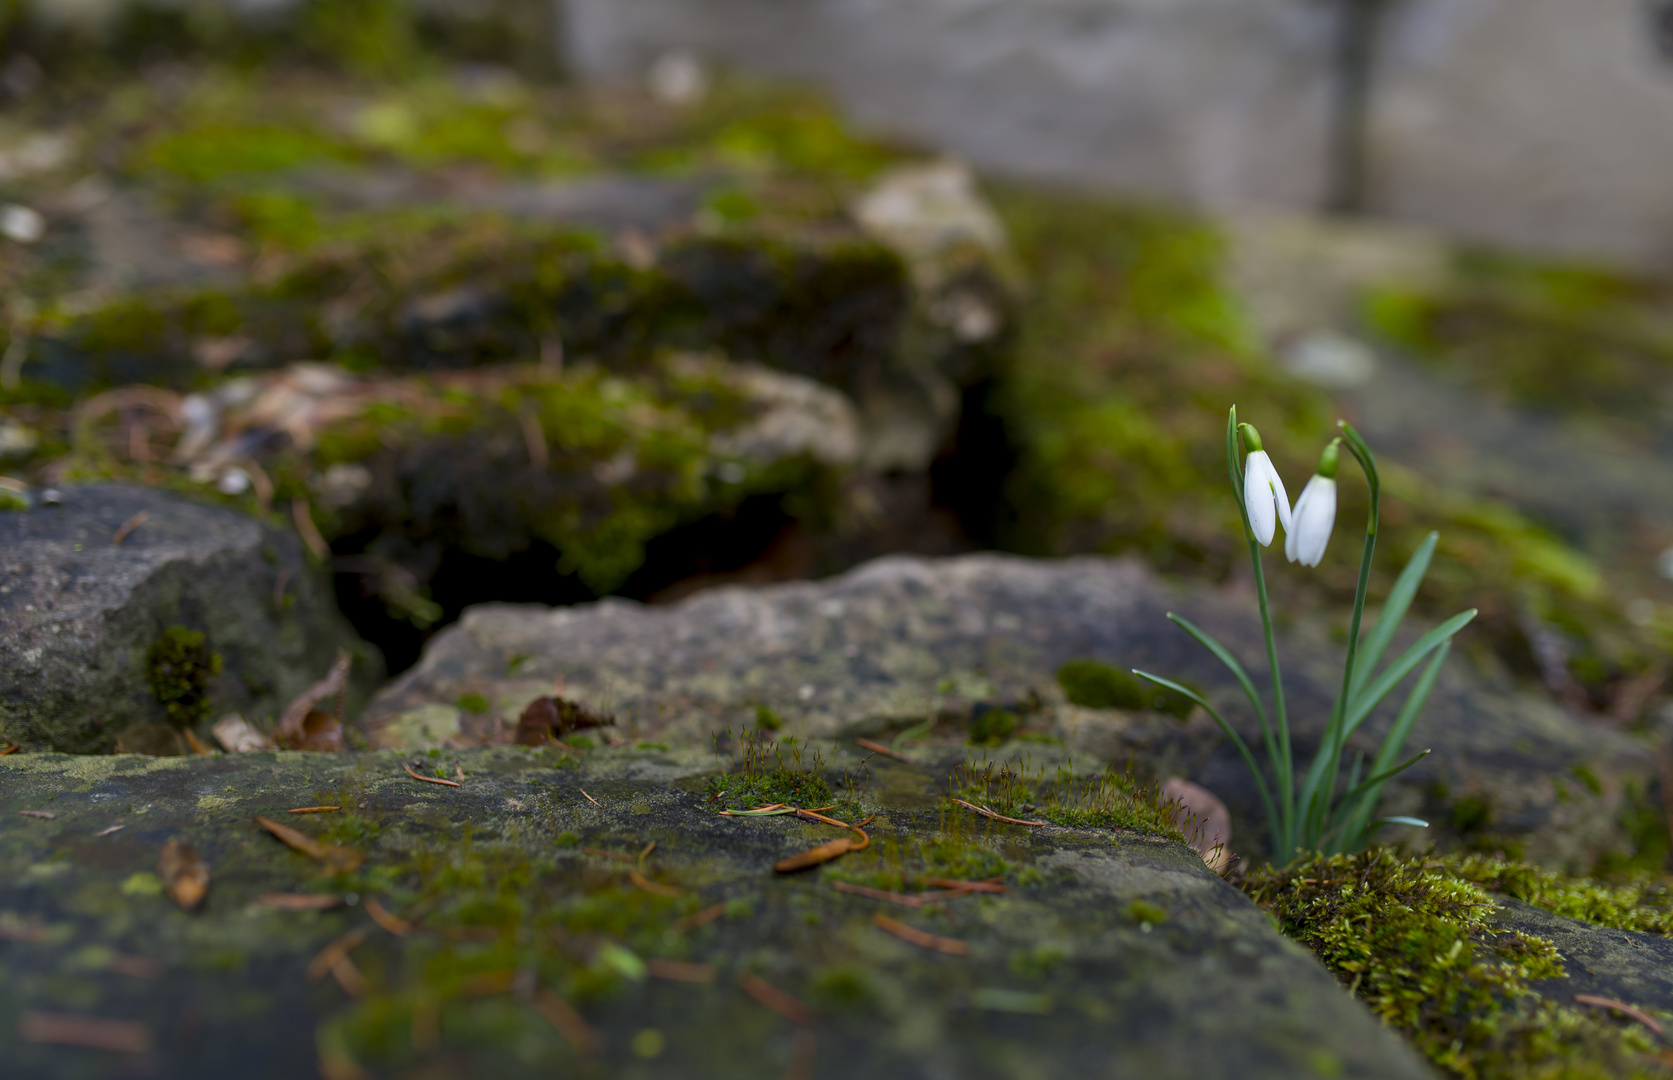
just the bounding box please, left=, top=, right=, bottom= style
left=1244, top=850, right=1667, bottom=1078
left=967, top=707, right=1019, bottom=746
left=705, top=731, right=861, bottom=819
left=950, top=758, right=1187, bottom=844
left=1056, top=660, right=1195, bottom=718
left=145, top=627, right=223, bottom=727
left=1437, top=853, right=1673, bottom=936
left=754, top=705, right=783, bottom=732
left=1126, top=899, right=1167, bottom=926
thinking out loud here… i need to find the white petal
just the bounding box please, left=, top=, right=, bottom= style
left=1269, top=458, right=1293, bottom=535
left=1289, top=476, right=1337, bottom=567
left=1243, top=452, right=1276, bottom=546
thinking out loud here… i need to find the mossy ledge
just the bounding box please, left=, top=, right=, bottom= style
left=1242, top=850, right=1673, bottom=1079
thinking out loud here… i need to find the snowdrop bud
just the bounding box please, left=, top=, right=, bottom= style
left=1238, top=423, right=1292, bottom=547
left=1286, top=440, right=1340, bottom=567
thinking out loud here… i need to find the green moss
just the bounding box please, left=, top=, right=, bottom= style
left=1438, top=853, right=1673, bottom=936
left=705, top=731, right=860, bottom=819
left=951, top=758, right=1187, bottom=843
left=1452, top=794, right=1495, bottom=835
left=1057, top=660, right=1195, bottom=718
left=753, top=706, right=783, bottom=732
left=967, top=708, right=1019, bottom=746
left=1125, top=899, right=1167, bottom=926
left=455, top=693, right=491, bottom=715
left=145, top=627, right=223, bottom=727
left=1244, top=850, right=1665, bottom=1079
left=1570, top=765, right=1604, bottom=796
left=810, top=964, right=879, bottom=1012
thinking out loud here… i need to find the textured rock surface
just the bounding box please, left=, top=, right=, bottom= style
left=0, top=746, right=1433, bottom=1080
left=1494, top=899, right=1673, bottom=1017
left=368, top=553, right=1658, bottom=867
left=0, top=483, right=374, bottom=753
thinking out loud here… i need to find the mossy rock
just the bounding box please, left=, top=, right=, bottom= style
left=0, top=483, right=376, bottom=752
left=366, top=553, right=1658, bottom=870
left=0, top=745, right=1433, bottom=1079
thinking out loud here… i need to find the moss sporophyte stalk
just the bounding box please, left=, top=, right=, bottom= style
left=1136, top=408, right=1477, bottom=862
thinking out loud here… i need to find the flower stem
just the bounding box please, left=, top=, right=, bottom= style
left=1248, top=537, right=1295, bottom=860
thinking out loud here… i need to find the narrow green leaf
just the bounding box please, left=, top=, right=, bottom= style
left=1338, top=642, right=1451, bottom=848
left=1344, top=610, right=1476, bottom=736
left=1134, top=670, right=1282, bottom=852
left=1350, top=532, right=1438, bottom=699
left=1335, top=748, right=1430, bottom=809
left=1374, top=817, right=1429, bottom=829
left=1167, top=613, right=1276, bottom=762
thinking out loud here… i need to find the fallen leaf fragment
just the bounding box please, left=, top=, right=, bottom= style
left=212, top=712, right=275, bottom=753
left=873, top=914, right=969, bottom=955
left=533, top=988, right=599, bottom=1055
left=738, top=972, right=812, bottom=1024
left=111, top=510, right=148, bottom=546
left=19, top=1012, right=152, bottom=1053
left=580, top=788, right=602, bottom=807
left=786, top=1029, right=817, bottom=1080
left=670, top=903, right=727, bottom=933
left=181, top=728, right=214, bottom=756
left=273, top=650, right=350, bottom=746
left=515, top=694, right=615, bottom=747
left=93, top=825, right=124, bottom=837
left=1, top=743, right=19, bottom=755
left=307, top=929, right=367, bottom=982
left=854, top=737, right=915, bottom=763
left=107, top=955, right=163, bottom=979
left=629, top=870, right=682, bottom=898
left=254, top=816, right=364, bottom=872
left=18, top=810, right=55, bottom=820
left=402, top=761, right=461, bottom=787
left=831, top=881, right=928, bottom=908
left=158, top=840, right=209, bottom=911
left=364, top=897, right=412, bottom=936
left=257, top=893, right=344, bottom=911
left=289, top=806, right=341, bottom=814
left=1574, top=994, right=1664, bottom=1035
left=774, top=837, right=857, bottom=873
left=646, top=958, right=716, bottom=983
left=952, top=799, right=1046, bottom=827
left=330, top=954, right=371, bottom=998
left=921, top=877, right=1007, bottom=894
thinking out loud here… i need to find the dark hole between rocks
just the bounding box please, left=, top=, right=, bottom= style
left=332, top=390, right=1018, bottom=676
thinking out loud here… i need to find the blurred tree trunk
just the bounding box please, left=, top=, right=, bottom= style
left=1324, top=0, right=1388, bottom=214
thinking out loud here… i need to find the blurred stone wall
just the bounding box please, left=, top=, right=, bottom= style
left=559, top=0, right=1673, bottom=267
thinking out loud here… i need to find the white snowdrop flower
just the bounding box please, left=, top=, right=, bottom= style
left=1239, top=424, right=1292, bottom=547
left=1286, top=440, right=1340, bottom=567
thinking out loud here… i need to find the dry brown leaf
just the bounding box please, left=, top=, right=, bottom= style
left=532, top=988, right=598, bottom=1055
left=872, top=914, right=969, bottom=955
left=774, top=837, right=858, bottom=873
left=628, top=870, right=682, bottom=897
left=273, top=651, right=351, bottom=745
left=106, top=955, right=163, bottom=979
left=515, top=694, right=615, bottom=747
left=18, top=810, right=54, bottom=820
left=253, top=816, right=364, bottom=872
left=180, top=728, right=214, bottom=757
left=364, top=897, right=413, bottom=937
left=307, top=929, right=367, bottom=982
left=670, top=903, right=727, bottom=934
left=737, top=972, right=812, bottom=1024
left=158, top=840, right=209, bottom=911
left=257, top=893, right=345, bottom=911
left=19, top=1012, right=152, bottom=1053
left=645, top=958, right=716, bottom=983
left=284, top=710, right=345, bottom=752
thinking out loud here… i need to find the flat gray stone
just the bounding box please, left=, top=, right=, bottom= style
left=0, top=483, right=376, bottom=753
left=367, top=553, right=1656, bottom=866
left=0, top=746, right=1435, bottom=1080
